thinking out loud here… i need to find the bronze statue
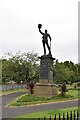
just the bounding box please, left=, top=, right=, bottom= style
left=38, top=24, right=52, bottom=55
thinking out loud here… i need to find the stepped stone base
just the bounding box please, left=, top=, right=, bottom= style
left=34, top=80, right=57, bottom=97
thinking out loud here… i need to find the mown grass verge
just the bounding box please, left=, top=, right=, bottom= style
left=8, top=89, right=78, bottom=107
left=16, top=106, right=78, bottom=118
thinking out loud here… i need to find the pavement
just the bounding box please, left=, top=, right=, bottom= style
left=1, top=91, right=78, bottom=119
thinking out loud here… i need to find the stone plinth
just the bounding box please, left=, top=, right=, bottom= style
left=34, top=54, right=57, bottom=97
left=34, top=81, right=57, bottom=97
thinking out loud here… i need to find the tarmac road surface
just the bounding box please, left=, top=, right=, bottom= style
left=1, top=92, right=78, bottom=118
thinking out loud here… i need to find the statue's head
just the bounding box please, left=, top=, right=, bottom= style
left=45, top=29, right=47, bottom=33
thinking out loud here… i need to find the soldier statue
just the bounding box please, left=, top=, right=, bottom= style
left=38, top=24, right=52, bottom=55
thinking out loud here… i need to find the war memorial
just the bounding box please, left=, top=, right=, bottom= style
left=34, top=24, right=57, bottom=97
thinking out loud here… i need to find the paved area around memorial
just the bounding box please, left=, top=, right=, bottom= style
left=2, top=91, right=78, bottom=118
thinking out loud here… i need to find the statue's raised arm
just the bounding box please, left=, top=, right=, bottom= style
left=38, top=24, right=44, bottom=35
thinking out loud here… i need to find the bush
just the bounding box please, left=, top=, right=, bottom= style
left=61, top=83, right=68, bottom=97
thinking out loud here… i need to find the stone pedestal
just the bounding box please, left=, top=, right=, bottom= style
left=34, top=54, right=57, bottom=97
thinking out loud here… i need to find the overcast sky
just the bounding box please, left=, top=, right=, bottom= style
left=0, top=0, right=79, bottom=63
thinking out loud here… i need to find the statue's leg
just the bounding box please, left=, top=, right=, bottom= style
left=42, top=40, right=46, bottom=55
left=46, top=41, right=51, bottom=54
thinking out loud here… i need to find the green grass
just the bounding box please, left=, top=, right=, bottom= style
left=9, top=89, right=78, bottom=106
left=66, top=84, right=80, bottom=90
left=16, top=106, right=78, bottom=118
left=7, top=85, right=78, bottom=107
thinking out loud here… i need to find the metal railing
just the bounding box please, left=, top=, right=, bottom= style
left=2, top=84, right=26, bottom=91
left=30, top=110, right=79, bottom=120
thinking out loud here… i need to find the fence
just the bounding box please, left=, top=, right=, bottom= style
left=2, top=84, right=26, bottom=91
left=31, top=110, right=79, bottom=120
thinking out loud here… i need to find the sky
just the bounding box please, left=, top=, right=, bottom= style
left=0, top=0, right=79, bottom=63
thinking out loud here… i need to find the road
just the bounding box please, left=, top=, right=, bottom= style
left=2, top=92, right=78, bottom=119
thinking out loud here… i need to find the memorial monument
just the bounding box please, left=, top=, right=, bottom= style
left=34, top=24, right=57, bottom=97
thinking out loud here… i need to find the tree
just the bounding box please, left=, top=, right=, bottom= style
left=53, top=61, right=78, bottom=84
left=76, top=63, right=80, bottom=81
left=2, top=51, right=40, bottom=84
left=2, top=51, right=78, bottom=84
left=54, top=62, right=70, bottom=83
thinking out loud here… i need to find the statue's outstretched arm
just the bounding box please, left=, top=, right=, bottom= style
left=39, top=28, right=44, bottom=35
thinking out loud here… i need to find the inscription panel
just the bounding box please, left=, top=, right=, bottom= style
left=40, top=60, right=48, bottom=79
left=40, top=58, right=53, bottom=80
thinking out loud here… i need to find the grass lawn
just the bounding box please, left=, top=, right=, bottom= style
left=16, top=106, right=78, bottom=118
left=8, top=87, right=78, bottom=106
